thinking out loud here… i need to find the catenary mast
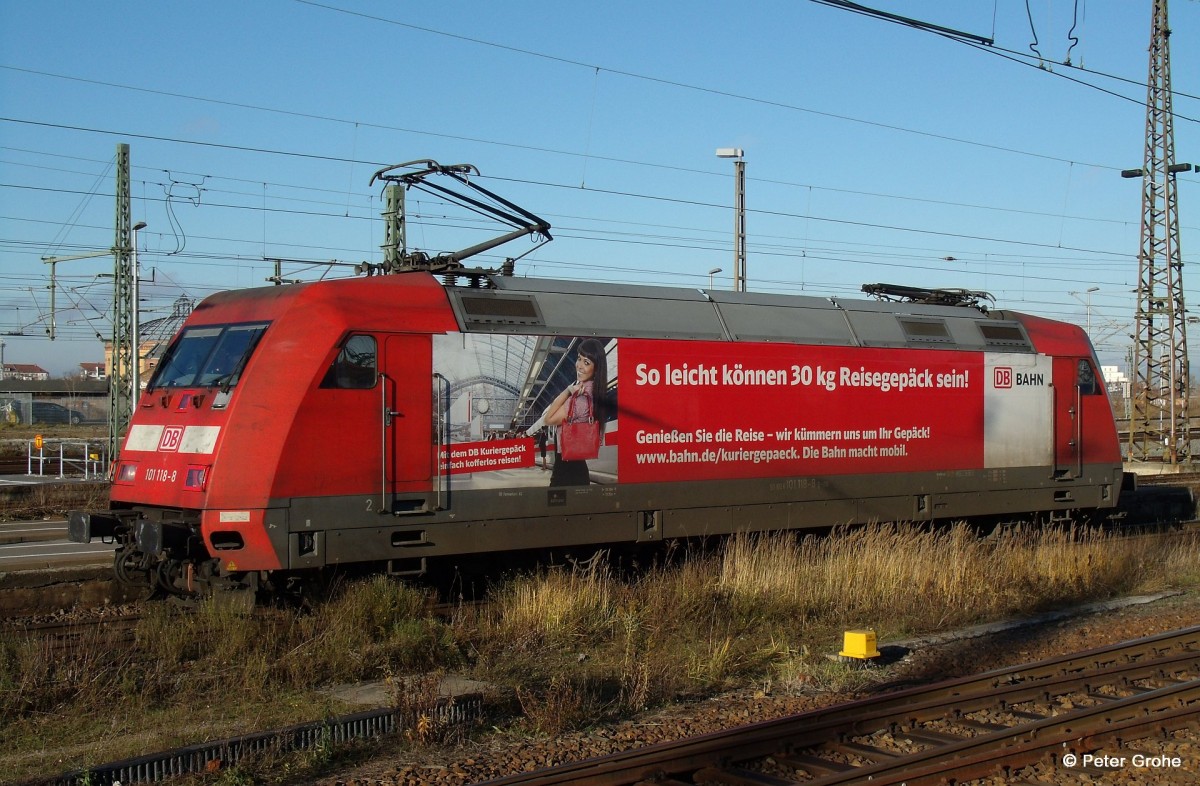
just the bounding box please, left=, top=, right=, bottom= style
left=109, top=143, right=134, bottom=461
left=1126, top=0, right=1193, bottom=464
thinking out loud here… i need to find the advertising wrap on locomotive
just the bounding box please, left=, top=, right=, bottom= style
left=68, top=272, right=1123, bottom=595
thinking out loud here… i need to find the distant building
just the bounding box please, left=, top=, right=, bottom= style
left=103, top=295, right=194, bottom=383
left=79, top=362, right=106, bottom=380
left=1102, top=365, right=1130, bottom=400
left=1, top=363, right=50, bottom=381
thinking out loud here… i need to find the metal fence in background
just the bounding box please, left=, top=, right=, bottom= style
left=26, top=439, right=108, bottom=479
left=1, top=393, right=109, bottom=427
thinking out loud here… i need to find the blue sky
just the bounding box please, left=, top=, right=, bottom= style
left=2, top=0, right=1197, bottom=375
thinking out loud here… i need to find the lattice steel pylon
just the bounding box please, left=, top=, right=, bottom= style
left=109, top=142, right=134, bottom=461
left=1127, top=0, right=1192, bottom=464
left=381, top=183, right=405, bottom=267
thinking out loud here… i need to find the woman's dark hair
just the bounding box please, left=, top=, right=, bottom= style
left=577, top=338, right=610, bottom=420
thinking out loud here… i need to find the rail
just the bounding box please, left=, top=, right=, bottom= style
left=25, top=439, right=107, bottom=480
left=48, top=693, right=484, bottom=786
left=479, top=626, right=1200, bottom=785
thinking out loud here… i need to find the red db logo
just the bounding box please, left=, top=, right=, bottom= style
left=994, top=367, right=1013, bottom=389
left=158, top=426, right=185, bottom=452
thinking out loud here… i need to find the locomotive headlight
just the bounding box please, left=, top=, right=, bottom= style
left=184, top=465, right=210, bottom=491
left=115, top=463, right=138, bottom=484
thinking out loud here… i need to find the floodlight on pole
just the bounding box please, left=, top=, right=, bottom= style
left=1086, top=286, right=1099, bottom=336
left=1069, top=286, right=1102, bottom=338
left=715, top=148, right=746, bottom=292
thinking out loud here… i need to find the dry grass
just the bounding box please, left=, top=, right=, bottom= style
left=486, top=561, right=620, bottom=646
left=476, top=524, right=1200, bottom=736
left=2, top=523, right=1198, bottom=782
left=0, top=579, right=462, bottom=779
left=713, top=523, right=1144, bottom=628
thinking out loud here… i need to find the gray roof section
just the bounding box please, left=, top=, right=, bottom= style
left=458, top=277, right=1026, bottom=352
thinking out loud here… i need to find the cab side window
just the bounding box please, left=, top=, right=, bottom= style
left=321, top=335, right=376, bottom=389
left=1077, top=360, right=1101, bottom=396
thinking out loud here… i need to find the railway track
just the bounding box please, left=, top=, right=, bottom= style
left=0, top=458, right=26, bottom=475
left=481, top=626, right=1200, bottom=786
left=4, top=596, right=474, bottom=648
left=3, top=612, right=143, bottom=652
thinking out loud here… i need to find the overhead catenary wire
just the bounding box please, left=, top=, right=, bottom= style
left=0, top=176, right=1157, bottom=264
left=2, top=2, right=1195, bottom=368
left=0, top=50, right=1156, bottom=174
left=806, top=0, right=1199, bottom=121
left=7, top=144, right=1189, bottom=237
left=2, top=6, right=1193, bottom=227
left=1, top=47, right=1192, bottom=283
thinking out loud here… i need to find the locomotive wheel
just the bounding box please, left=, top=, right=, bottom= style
left=156, top=559, right=196, bottom=597
left=113, top=546, right=150, bottom=587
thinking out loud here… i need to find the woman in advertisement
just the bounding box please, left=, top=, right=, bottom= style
left=542, top=338, right=608, bottom=487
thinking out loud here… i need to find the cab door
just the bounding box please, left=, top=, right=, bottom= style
left=382, top=334, right=434, bottom=511
left=1053, top=357, right=1103, bottom=479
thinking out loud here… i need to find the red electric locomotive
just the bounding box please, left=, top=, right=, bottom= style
left=69, top=164, right=1125, bottom=597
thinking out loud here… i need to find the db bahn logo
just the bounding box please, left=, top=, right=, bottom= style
left=158, top=426, right=185, bottom=452
left=994, top=367, right=1013, bottom=389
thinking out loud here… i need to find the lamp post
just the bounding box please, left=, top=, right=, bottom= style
left=715, top=148, right=746, bottom=292
left=1085, top=286, right=1099, bottom=336
left=1069, top=286, right=1101, bottom=337
left=131, top=221, right=146, bottom=401
left=708, top=267, right=722, bottom=290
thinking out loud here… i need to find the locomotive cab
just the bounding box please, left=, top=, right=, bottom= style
left=69, top=276, right=455, bottom=596
left=70, top=319, right=274, bottom=594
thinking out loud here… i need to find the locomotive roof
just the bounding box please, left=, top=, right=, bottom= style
left=445, top=275, right=1039, bottom=354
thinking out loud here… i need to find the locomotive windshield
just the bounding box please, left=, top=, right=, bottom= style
left=149, top=322, right=270, bottom=390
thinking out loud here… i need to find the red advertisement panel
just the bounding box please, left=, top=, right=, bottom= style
left=618, top=340, right=983, bottom=483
